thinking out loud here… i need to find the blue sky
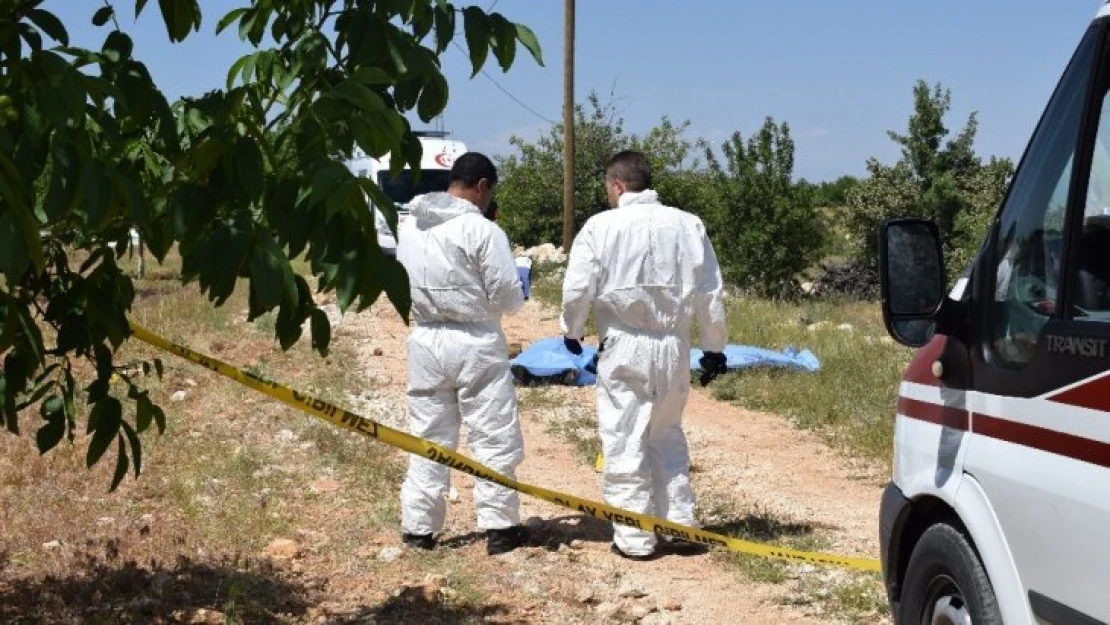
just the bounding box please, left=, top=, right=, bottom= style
left=50, top=1, right=1102, bottom=181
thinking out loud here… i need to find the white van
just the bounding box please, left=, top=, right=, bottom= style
left=878, top=4, right=1110, bottom=624
left=346, top=132, right=468, bottom=256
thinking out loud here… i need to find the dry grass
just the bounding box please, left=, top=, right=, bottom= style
left=697, top=488, right=888, bottom=623
left=0, top=249, right=524, bottom=623
left=529, top=263, right=912, bottom=466
left=710, top=297, right=913, bottom=466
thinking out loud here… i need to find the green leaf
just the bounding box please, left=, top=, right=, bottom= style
left=248, top=232, right=288, bottom=318
left=310, top=163, right=351, bottom=208
left=36, top=395, right=66, bottom=454
left=13, top=301, right=45, bottom=371
left=87, top=396, right=122, bottom=468
left=515, top=23, right=544, bottom=66
left=351, top=116, right=390, bottom=159
left=121, top=420, right=142, bottom=477
left=275, top=276, right=310, bottom=350
left=332, top=80, right=387, bottom=114
left=310, top=308, right=331, bottom=356
left=191, top=137, right=225, bottom=178
left=109, top=436, right=128, bottom=492
left=380, top=255, right=412, bottom=323
left=185, top=223, right=251, bottom=305
left=226, top=53, right=253, bottom=89
left=119, top=176, right=150, bottom=224
left=102, top=30, right=134, bottom=61
left=387, top=35, right=409, bottom=74
left=490, top=15, right=516, bottom=72
left=135, top=0, right=151, bottom=17
left=0, top=153, right=43, bottom=274
left=93, top=6, right=115, bottom=27
left=0, top=210, right=30, bottom=279
left=411, top=2, right=434, bottom=40
left=79, top=159, right=113, bottom=228
left=156, top=0, right=200, bottom=43
left=417, top=73, right=448, bottom=123
left=217, top=7, right=248, bottom=34
left=462, top=6, right=489, bottom=77
left=433, top=5, right=455, bottom=53
left=234, top=137, right=265, bottom=202
left=43, top=141, right=81, bottom=223
left=28, top=9, right=69, bottom=45
left=351, top=67, right=393, bottom=86
left=18, top=22, right=43, bottom=52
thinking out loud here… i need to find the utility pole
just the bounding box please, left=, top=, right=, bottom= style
left=561, top=0, right=575, bottom=251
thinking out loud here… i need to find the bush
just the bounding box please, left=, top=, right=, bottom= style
left=810, top=261, right=880, bottom=301
left=703, top=119, right=827, bottom=298
left=844, top=81, right=1013, bottom=282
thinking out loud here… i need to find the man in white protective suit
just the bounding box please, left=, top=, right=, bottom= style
left=395, top=152, right=529, bottom=556
left=561, top=150, right=730, bottom=560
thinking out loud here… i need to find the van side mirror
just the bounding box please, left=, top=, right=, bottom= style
left=880, top=219, right=946, bottom=347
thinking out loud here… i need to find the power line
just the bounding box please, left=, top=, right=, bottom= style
left=450, top=40, right=558, bottom=126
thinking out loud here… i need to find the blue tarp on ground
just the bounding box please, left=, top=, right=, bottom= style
left=510, top=338, right=819, bottom=387
left=511, top=337, right=598, bottom=386
left=689, top=345, right=821, bottom=373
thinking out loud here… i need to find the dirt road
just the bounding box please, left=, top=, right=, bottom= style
left=340, top=298, right=888, bottom=624
left=0, top=291, right=888, bottom=624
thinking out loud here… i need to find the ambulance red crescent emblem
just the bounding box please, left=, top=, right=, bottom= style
left=434, top=153, right=453, bottom=167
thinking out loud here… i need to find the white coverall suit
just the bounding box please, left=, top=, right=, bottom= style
left=396, top=192, right=525, bottom=536
left=561, top=190, right=727, bottom=556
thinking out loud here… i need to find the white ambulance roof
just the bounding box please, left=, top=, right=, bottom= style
left=415, top=138, right=468, bottom=171
left=350, top=137, right=468, bottom=174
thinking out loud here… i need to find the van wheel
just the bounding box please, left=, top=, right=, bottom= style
left=899, top=524, right=1002, bottom=625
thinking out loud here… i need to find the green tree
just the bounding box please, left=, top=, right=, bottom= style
left=845, top=80, right=1013, bottom=278
left=704, top=118, right=825, bottom=297
left=496, top=92, right=629, bottom=247
left=496, top=93, right=712, bottom=247
left=811, top=175, right=860, bottom=208
left=0, top=1, right=542, bottom=489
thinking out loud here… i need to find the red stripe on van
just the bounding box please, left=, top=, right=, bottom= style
left=902, top=335, right=947, bottom=388
left=1046, top=374, right=1110, bottom=413
left=973, top=413, right=1110, bottom=469
left=896, top=396, right=969, bottom=430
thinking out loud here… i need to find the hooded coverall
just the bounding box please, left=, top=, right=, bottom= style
left=396, top=192, right=525, bottom=535
left=561, top=189, right=727, bottom=556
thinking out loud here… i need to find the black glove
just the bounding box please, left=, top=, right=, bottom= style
left=563, top=336, right=583, bottom=355
left=584, top=338, right=606, bottom=374
left=698, top=351, right=728, bottom=387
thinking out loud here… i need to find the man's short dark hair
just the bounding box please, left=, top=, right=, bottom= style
left=605, top=150, right=652, bottom=192
left=450, top=152, right=498, bottom=188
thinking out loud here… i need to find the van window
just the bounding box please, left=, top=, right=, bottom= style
left=378, top=170, right=452, bottom=205
left=1075, top=89, right=1110, bottom=320
left=991, top=27, right=1099, bottom=364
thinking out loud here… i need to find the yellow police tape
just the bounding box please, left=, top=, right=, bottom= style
left=129, top=321, right=881, bottom=572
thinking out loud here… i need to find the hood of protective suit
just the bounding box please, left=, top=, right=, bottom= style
left=395, top=190, right=524, bottom=327
left=618, top=189, right=660, bottom=208
left=408, top=192, right=481, bottom=228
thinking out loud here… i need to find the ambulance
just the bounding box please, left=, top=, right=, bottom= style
left=346, top=131, right=468, bottom=256
left=878, top=4, right=1110, bottom=623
